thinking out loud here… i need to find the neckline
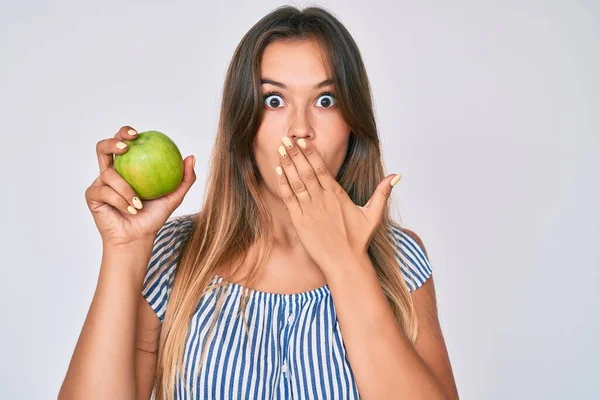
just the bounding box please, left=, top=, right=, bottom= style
left=212, top=275, right=330, bottom=302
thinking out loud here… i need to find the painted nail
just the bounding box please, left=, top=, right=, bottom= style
left=128, top=129, right=138, bottom=136
left=132, top=197, right=143, bottom=210
left=127, top=205, right=138, bottom=215
left=297, top=138, right=307, bottom=149
left=278, top=145, right=287, bottom=157
left=275, top=166, right=283, bottom=176
left=390, top=174, right=403, bottom=186
left=282, top=137, right=293, bottom=148
left=116, top=141, right=127, bottom=149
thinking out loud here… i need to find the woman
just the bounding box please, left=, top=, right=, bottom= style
left=60, top=5, right=458, bottom=400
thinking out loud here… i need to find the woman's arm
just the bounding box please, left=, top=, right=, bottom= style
left=322, top=248, right=458, bottom=400
left=403, top=229, right=459, bottom=399
left=134, top=293, right=162, bottom=399
left=58, top=240, right=154, bottom=400
left=410, top=276, right=459, bottom=399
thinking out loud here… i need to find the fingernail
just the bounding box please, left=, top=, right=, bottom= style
left=275, top=166, right=283, bottom=176
left=282, top=137, right=293, bottom=148
left=127, top=205, right=137, bottom=215
left=297, top=138, right=307, bottom=149
left=278, top=145, right=287, bottom=157
left=192, top=155, right=196, bottom=169
left=128, top=129, right=138, bottom=136
left=390, top=174, right=402, bottom=187
left=116, top=141, right=127, bottom=150
left=132, top=197, right=143, bottom=210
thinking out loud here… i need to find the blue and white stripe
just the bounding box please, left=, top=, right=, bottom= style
left=389, top=226, right=433, bottom=292
left=142, top=215, right=433, bottom=399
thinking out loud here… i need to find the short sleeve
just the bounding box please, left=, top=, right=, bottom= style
left=389, top=226, right=433, bottom=292
left=141, top=214, right=194, bottom=322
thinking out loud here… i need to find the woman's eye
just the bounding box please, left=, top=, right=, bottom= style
left=263, top=93, right=337, bottom=109
left=316, top=94, right=336, bottom=108
left=264, top=94, right=285, bottom=109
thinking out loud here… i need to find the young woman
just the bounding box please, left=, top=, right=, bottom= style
left=60, top=5, right=458, bottom=400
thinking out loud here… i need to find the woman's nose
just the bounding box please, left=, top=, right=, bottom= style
left=290, top=133, right=311, bottom=142
left=288, top=112, right=314, bottom=140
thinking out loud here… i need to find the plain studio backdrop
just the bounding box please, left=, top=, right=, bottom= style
left=1, top=0, right=598, bottom=398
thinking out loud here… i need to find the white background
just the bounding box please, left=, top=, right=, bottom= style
left=1, top=0, right=598, bottom=398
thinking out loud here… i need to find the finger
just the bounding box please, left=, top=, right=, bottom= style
left=365, top=173, right=401, bottom=221
left=161, top=155, right=197, bottom=209
left=281, top=136, right=323, bottom=196
left=86, top=185, right=138, bottom=215
left=277, top=143, right=311, bottom=203
left=114, top=126, right=139, bottom=141
left=293, top=138, right=338, bottom=192
left=95, top=126, right=139, bottom=172
left=275, top=164, right=302, bottom=215
left=98, top=167, right=144, bottom=210
left=96, top=137, right=129, bottom=173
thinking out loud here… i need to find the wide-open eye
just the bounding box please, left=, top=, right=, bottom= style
left=264, top=93, right=286, bottom=109
left=316, top=93, right=336, bottom=108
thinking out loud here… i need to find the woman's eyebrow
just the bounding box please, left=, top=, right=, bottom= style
left=260, top=78, right=333, bottom=90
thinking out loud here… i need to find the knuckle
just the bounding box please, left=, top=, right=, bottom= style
left=100, top=167, right=112, bottom=179
left=315, top=164, right=329, bottom=177
left=100, top=168, right=118, bottom=184
left=300, top=169, right=316, bottom=182
left=283, top=193, right=296, bottom=204
left=291, top=180, right=306, bottom=193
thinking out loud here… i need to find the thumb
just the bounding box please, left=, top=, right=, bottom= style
left=163, top=155, right=197, bottom=207
left=364, top=173, right=402, bottom=218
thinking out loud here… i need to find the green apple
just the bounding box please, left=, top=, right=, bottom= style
left=114, top=130, right=184, bottom=200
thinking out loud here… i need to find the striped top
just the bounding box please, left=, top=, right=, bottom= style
left=142, top=214, right=433, bottom=399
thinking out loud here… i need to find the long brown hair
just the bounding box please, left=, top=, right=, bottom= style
left=154, top=5, right=418, bottom=399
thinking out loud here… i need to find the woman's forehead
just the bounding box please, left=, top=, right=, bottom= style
left=260, top=41, right=332, bottom=88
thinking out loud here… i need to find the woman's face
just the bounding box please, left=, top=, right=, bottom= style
left=254, top=39, right=352, bottom=199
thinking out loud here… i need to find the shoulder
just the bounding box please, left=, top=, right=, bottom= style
left=158, top=212, right=195, bottom=237
left=397, top=228, right=429, bottom=259
left=141, top=213, right=196, bottom=322
left=153, top=213, right=195, bottom=249
left=388, top=223, right=433, bottom=292
left=149, top=213, right=196, bottom=272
